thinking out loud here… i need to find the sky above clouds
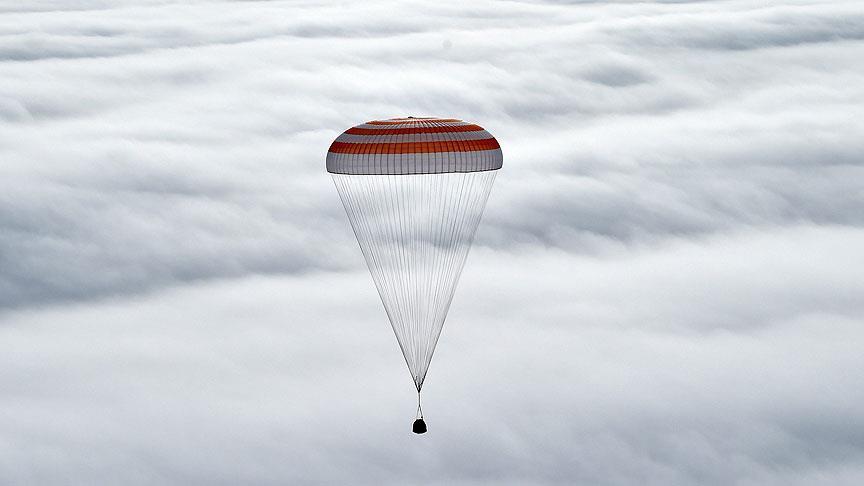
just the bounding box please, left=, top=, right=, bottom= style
left=1, top=0, right=863, bottom=484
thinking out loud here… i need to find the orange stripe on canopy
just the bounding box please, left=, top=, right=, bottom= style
left=328, top=138, right=500, bottom=154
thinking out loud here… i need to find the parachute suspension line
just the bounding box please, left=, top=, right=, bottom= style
left=416, top=390, right=423, bottom=419
left=332, top=170, right=496, bottom=392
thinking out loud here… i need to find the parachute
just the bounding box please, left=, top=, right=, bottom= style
left=327, top=117, right=502, bottom=434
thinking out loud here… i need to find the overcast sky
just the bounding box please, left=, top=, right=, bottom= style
left=1, top=0, right=863, bottom=484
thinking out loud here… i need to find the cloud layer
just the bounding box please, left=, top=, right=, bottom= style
left=1, top=0, right=862, bottom=484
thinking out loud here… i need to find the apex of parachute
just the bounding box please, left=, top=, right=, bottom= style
left=326, top=117, right=503, bottom=175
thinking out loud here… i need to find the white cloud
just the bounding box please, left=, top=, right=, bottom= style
left=2, top=226, right=863, bottom=484
left=0, top=0, right=862, bottom=484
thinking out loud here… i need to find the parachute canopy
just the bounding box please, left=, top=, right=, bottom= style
left=326, top=117, right=502, bottom=175
left=327, top=117, right=502, bottom=430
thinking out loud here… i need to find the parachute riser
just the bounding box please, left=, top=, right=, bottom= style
left=412, top=390, right=427, bottom=434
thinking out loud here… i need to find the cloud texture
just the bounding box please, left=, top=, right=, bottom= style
left=1, top=0, right=863, bottom=484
